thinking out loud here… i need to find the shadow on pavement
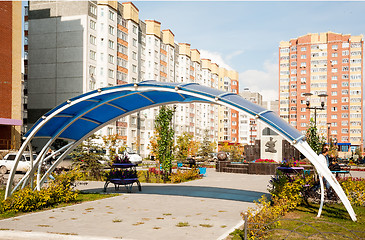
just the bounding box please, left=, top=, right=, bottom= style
left=82, top=184, right=268, bottom=203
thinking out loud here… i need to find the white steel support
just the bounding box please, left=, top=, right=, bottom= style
left=294, top=141, right=357, bottom=221
left=39, top=142, right=76, bottom=188
left=27, top=143, right=34, bottom=189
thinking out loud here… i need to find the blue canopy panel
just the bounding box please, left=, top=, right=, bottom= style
left=24, top=81, right=303, bottom=143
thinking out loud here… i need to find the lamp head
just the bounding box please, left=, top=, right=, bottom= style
left=303, top=92, right=313, bottom=107
left=318, top=93, right=328, bottom=108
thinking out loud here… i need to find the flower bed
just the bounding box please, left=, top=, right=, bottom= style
left=138, top=167, right=202, bottom=183
left=254, top=158, right=276, bottom=163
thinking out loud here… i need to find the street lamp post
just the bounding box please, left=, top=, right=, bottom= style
left=250, top=125, right=253, bottom=146
left=327, top=122, right=331, bottom=144
left=303, top=92, right=328, bottom=127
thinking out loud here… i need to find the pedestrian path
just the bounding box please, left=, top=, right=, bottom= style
left=0, top=169, right=272, bottom=240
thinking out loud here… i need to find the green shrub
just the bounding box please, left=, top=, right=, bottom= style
left=170, top=168, right=201, bottom=183
left=137, top=168, right=201, bottom=183
left=0, top=169, right=80, bottom=214
left=231, top=172, right=307, bottom=239
left=269, top=171, right=307, bottom=211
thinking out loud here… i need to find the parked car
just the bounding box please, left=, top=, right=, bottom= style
left=0, top=152, right=37, bottom=174
left=123, top=148, right=143, bottom=165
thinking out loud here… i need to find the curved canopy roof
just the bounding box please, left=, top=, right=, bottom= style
left=26, top=80, right=303, bottom=143
left=9, top=81, right=358, bottom=222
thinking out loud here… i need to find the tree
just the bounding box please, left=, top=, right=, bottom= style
left=198, top=130, right=215, bottom=161
left=218, top=142, right=242, bottom=161
left=70, top=135, right=104, bottom=180
left=219, top=142, right=231, bottom=153
left=154, top=106, right=175, bottom=173
left=102, top=134, right=125, bottom=163
left=175, top=132, right=193, bottom=162
left=148, top=130, right=159, bottom=160
left=305, top=119, right=325, bottom=154
left=229, top=144, right=242, bottom=162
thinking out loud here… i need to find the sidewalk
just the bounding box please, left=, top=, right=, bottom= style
left=0, top=169, right=272, bottom=240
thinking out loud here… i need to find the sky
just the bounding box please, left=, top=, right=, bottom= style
left=133, top=1, right=365, bottom=101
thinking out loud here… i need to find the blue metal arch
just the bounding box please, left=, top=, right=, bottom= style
left=24, top=80, right=303, bottom=143
left=5, top=81, right=357, bottom=221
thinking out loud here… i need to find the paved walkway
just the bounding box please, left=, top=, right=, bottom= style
left=0, top=169, right=272, bottom=240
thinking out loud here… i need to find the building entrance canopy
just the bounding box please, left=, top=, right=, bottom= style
left=5, top=81, right=357, bottom=221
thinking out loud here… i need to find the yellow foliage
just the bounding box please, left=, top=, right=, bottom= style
left=0, top=170, right=80, bottom=214
left=339, top=177, right=365, bottom=206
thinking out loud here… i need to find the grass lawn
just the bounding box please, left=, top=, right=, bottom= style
left=268, top=203, right=365, bottom=239
left=0, top=187, right=118, bottom=220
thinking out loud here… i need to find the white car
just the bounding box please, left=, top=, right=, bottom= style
left=124, top=148, right=142, bottom=165
left=0, top=152, right=37, bottom=174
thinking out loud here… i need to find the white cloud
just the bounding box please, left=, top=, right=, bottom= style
left=239, top=60, right=279, bottom=101
left=199, top=49, right=233, bottom=70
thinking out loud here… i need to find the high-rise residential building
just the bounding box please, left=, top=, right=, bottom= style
left=239, top=88, right=263, bottom=145
left=279, top=32, right=363, bottom=151
left=263, top=100, right=279, bottom=115
left=25, top=1, right=240, bottom=157
left=0, top=1, right=22, bottom=150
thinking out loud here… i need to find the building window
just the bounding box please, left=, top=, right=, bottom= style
left=109, top=25, right=114, bottom=35
left=132, top=51, right=137, bottom=60
left=109, top=10, right=114, bottom=21
left=301, top=47, right=306, bottom=51
left=90, top=35, right=96, bottom=45
left=108, top=40, right=114, bottom=49
left=90, top=20, right=96, bottom=30
left=133, top=38, right=137, bottom=47
left=108, top=69, right=114, bottom=78
left=133, top=25, right=137, bottom=34
left=108, top=54, right=114, bottom=64
left=90, top=50, right=96, bottom=60
left=132, top=65, right=137, bottom=73
left=89, top=80, right=95, bottom=90
left=332, top=44, right=338, bottom=50
left=331, top=68, right=337, bottom=73
left=90, top=5, right=97, bottom=15
left=89, top=65, right=96, bottom=76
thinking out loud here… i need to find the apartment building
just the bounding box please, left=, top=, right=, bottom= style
left=0, top=1, right=22, bottom=150
left=239, top=88, right=263, bottom=145
left=25, top=1, right=240, bottom=157
left=279, top=32, right=363, bottom=151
